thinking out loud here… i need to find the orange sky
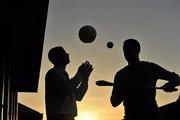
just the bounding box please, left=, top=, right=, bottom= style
left=18, top=1, right=180, bottom=120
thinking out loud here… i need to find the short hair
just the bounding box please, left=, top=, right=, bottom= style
left=123, top=39, right=141, bottom=54
left=48, top=46, right=64, bottom=65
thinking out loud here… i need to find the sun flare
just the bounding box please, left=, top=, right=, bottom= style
left=76, top=112, right=96, bottom=120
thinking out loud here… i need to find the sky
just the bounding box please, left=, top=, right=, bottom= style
left=18, top=0, right=180, bottom=120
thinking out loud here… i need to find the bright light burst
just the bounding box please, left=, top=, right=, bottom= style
left=76, top=112, right=96, bottom=120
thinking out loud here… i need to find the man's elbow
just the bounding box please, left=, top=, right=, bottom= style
left=76, top=94, right=85, bottom=101
left=76, top=97, right=83, bottom=101
left=110, top=96, right=121, bottom=107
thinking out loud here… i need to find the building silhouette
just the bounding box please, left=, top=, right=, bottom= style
left=158, top=96, right=180, bottom=120
left=18, top=103, right=43, bottom=120
left=1, top=1, right=49, bottom=120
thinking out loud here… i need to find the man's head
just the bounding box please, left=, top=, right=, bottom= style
left=123, top=39, right=141, bottom=64
left=48, top=46, right=70, bottom=66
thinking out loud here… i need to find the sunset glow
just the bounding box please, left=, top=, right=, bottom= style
left=18, top=1, right=180, bottom=120
left=76, top=112, right=96, bottom=120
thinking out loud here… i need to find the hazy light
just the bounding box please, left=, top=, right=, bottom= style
left=76, top=112, right=96, bottom=120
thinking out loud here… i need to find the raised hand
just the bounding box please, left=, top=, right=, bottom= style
left=78, top=61, right=93, bottom=80
left=161, top=82, right=178, bottom=92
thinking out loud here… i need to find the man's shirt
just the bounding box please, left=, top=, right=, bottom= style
left=111, top=61, right=174, bottom=119
left=45, top=66, right=87, bottom=119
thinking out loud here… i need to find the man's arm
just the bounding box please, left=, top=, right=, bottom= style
left=74, top=80, right=88, bottom=101
left=70, top=71, right=83, bottom=90
left=153, top=63, right=180, bottom=92
left=73, top=61, right=93, bottom=101
left=70, top=62, right=92, bottom=89
left=110, top=72, right=124, bottom=107
left=161, top=72, right=180, bottom=92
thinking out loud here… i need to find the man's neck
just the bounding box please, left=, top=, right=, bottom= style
left=54, top=64, right=66, bottom=69
left=128, top=59, right=140, bottom=66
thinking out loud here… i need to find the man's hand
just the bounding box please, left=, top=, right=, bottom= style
left=78, top=61, right=93, bottom=80
left=162, top=82, right=178, bottom=92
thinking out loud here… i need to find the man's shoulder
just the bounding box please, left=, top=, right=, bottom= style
left=140, top=61, right=166, bottom=72
left=45, top=68, right=61, bottom=79
left=116, top=66, right=129, bottom=75
left=116, top=61, right=158, bottom=74
left=115, top=61, right=160, bottom=72
left=46, top=68, right=56, bottom=75
left=140, top=61, right=158, bottom=66
left=47, top=67, right=65, bottom=75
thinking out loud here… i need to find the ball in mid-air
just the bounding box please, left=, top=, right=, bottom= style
left=107, top=41, right=114, bottom=48
left=78, top=25, right=97, bottom=43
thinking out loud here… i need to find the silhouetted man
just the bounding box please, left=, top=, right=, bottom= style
left=110, top=39, right=180, bottom=120
left=45, top=46, right=93, bottom=120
